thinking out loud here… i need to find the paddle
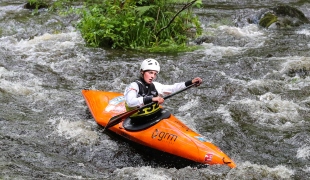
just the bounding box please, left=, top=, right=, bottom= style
left=103, top=82, right=198, bottom=131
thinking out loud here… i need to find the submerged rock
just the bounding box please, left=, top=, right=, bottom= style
left=259, top=13, right=278, bottom=28
left=241, top=5, right=309, bottom=29
left=257, top=5, right=309, bottom=29
left=193, top=35, right=214, bottom=45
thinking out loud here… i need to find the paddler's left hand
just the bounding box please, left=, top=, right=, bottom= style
left=192, top=77, right=202, bottom=86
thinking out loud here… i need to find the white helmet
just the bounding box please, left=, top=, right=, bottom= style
left=140, top=58, right=160, bottom=73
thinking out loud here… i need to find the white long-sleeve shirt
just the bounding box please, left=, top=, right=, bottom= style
left=124, top=81, right=186, bottom=108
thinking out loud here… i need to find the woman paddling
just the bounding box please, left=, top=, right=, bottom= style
left=124, top=58, right=202, bottom=120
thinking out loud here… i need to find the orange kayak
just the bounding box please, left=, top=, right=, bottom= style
left=82, top=89, right=236, bottom=168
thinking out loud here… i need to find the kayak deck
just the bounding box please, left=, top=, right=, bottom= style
left=123, top=109, right=171, bottom=131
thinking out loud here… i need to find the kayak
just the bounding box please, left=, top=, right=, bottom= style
left=82, top=89, right=236, bottom=168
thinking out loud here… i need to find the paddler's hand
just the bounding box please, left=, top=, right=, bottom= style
left=192, top=77, right=202, bottom=86
left=152, top=96, right=164, bottom=104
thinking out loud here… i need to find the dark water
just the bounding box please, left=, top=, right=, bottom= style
left=1, top=1, right=310, bottom=179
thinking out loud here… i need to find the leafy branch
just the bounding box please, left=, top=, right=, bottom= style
left=155, top=0, right=197, bottom=37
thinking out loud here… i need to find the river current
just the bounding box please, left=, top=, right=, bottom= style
left=1, top=0, right=310, bottom=179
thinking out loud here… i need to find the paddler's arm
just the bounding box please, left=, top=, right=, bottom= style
left=154, top=77, right=202, bottom=96
left=124, top=82, right=144, bottom=107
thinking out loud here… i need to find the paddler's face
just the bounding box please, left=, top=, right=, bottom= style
left=142, top=70, right=158, bottom=84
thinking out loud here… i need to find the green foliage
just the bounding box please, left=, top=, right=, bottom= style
left=26, top=0, right=49, bottom=15
left=49, top=0, right=76, bottom=12
left=76, top=0, right=202, bottom=51
left=26, top=0, right=203, bottom=52
left=27, top=0, right=46, bottom=7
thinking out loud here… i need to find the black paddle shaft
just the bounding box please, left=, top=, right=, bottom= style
left=104, top=83, right=197, bottom=130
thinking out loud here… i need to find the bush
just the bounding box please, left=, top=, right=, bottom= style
left=77, top=0, right=202, bottom=51
left=26, top=0, right=203, bottom=52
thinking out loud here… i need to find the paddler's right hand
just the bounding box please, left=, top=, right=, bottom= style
left=152, top=96, right=164, bottom=104
left=192, top=77, right=202, bottom=86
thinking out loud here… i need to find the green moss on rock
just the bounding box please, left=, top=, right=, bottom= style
left=259, top=13, right=278, bottom=28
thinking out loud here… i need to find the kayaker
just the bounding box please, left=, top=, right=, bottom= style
left=124, top=58, right=202, bottom=119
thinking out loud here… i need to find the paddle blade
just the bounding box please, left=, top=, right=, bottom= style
left=104, top=109, right=139, bottom=130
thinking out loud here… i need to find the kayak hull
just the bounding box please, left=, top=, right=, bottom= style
left=82, top=89, right=236, bottom=168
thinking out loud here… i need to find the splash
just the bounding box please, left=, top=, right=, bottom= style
left=178, top=97, right=200, bottom=111
left=113, top=166, right=171, bottom=180
left=197, top=24, right=266, bottom=61
left=296, top=145, right=310, bottom=160
left=0, top=66, right=43, bottom=96
left=48, top=117, right=99, bottom=146
left=223, top=90, right=307, bottom=130
left=228, top=161, right=294, bottom=179
left=296, top=29, right=310, bottom=36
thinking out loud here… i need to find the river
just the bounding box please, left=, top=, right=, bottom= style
left=1, top=0, right=309, bottom=179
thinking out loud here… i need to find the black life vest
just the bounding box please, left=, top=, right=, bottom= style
left=125, top=79, right=161, bottom=117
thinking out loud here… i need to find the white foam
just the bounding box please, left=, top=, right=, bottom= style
left=178, top=97, right=199, bottom=112
left=199, top=24, right=265, bottom=59
left=216, top=104, right=238, bottom=127
left=0, top=67, right=43, bottom=96
left=200, top=43, right=244, bottom=60
left=54, top=172, right=84, bottom=179
left=47, top=117, right=102, bottom=146
left=14, top=32, right=84, bottom=59
left=0, top=5, right=24, bottom=18
left=280, top=56, right=310, bottom=75
left=114, top=166, right=171, bottom=180
left=253, top=94, right=299, bottom=125
left=228, top=161, right=294, bottom=179
left=219, top=24, right=264, bottom=39
left=247, top=56, right=310, bottom=95
left=296, top=29, right=310, bottom=36
left=223, top=92, right=307, bottom=129
left=0, top=32, right=88, bottom=98
left=296, top=145, right=310, bottom=160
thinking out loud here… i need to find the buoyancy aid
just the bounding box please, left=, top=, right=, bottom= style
left=125, top=78, right=161, bottom=118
